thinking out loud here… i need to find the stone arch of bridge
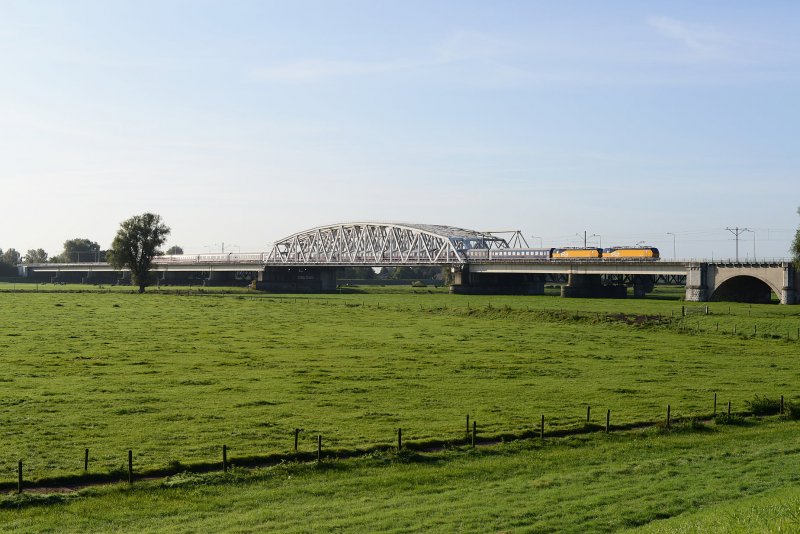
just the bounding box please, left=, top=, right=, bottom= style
left=710, top=273, right=781, bottom=303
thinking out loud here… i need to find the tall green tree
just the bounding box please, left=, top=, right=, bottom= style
left=1, top=248, right=21, bottom=265
left=23, top=248, right=48, bottom=264
left=106, top=213, right=171, bottom=293
left=60, top=238, right=101, bottom=262
left=792, top=206, right=800, bottom=268
left=166, top=245, right=184, bottom=255
left=0, top=248, right=21, bottom=276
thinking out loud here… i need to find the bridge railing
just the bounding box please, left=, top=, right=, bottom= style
left=674, top=258, right=792, bottom=265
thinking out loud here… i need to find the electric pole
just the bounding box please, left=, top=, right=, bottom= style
left=725, top=227, right=750, bottom=262
left=667, top=232, right=676, bottom=259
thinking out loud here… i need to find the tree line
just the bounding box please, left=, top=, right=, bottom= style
left=1, top=213, right=174, bottom=292
left=0, top=240, right=182, bottom=270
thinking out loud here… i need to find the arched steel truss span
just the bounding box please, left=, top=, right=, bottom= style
left=265, top=222, right=508, bottom=265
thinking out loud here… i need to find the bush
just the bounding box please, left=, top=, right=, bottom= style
left=745, top=395, right=782, bottom=416
left=786, top=401, right=800, bottom=420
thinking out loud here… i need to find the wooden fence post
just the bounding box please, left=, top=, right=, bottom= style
left=317, top=435, right=322, bottom=462
left=781, top=395, right=785, bottom=415
left=666, top=405, right=671, bottom=427
left=128, top=450, right=133, bottom=484
left=85, top=448, right=89, bottom=471
left=714, top=393, right=717, bottom=415
left=471, top=421, right=476, bottom=448
left=587, top=405, right=591, bottom=423
left=397, top=428, right=402, bottom=452
left=17, top=460, right=22, bottom=494
left=294, top=428, right=299, bottom=453
left=540, top=415, right=545, bottom=440
left=606, top=410, right=610, bottom=433
left=223, top=444, right=228, bottom=473
left=466, top=414, right=470, bottom=437
left=728, top=401, right=731, bottom=415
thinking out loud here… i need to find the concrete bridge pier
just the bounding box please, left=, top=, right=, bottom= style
left=632, top=275, right=655, bottom=298
left=449, top=266, right=545, bottom=295
left=781, top=264, right=797, bottom=304
left=685, top=264, right=709, bottom=302
left=781, top=288, right=796, bottom=305
left=256, top=266, right=338, bottom=293
left=561, top=274, right=626, bottom=299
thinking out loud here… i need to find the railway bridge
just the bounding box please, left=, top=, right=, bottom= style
left=20, top=222, right=798, bottom=304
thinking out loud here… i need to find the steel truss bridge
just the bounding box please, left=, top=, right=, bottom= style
left=264, top=222, right=512, bottom=265
left=19, top=222, right=797, bottom=303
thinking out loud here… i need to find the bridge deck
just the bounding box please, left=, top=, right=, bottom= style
left=22, top=257, right=790, bottom=274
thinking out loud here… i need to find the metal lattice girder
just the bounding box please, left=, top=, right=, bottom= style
left=266, top=222, right=508, bottom=266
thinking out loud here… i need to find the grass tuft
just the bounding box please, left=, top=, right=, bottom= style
left=715, top=413, right=749, bottom=426
left=652, top=418, right=711, bottom=435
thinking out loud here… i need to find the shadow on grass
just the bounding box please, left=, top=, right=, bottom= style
left=0, top=492, right=78, bottom=510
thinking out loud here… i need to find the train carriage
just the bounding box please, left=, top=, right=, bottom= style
left=551, top=247, right=602, bottom=259
left=602, top=247, right=659, bottom=259
left=489, top=248, right=552, bottom=260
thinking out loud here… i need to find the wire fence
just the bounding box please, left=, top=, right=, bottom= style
left=4, top=392, right=795, bottom=494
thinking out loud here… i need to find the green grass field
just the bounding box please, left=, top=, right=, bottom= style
left=3, top=419, right=800, bottom=532
left=1, top=284, right=799, bottom=530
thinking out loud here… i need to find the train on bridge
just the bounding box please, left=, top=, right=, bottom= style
left=466, top=246, right=660, bottom=261
left=150, top=246, right=660, bottom=265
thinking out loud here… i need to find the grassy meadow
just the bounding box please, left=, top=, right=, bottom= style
left=2, top=419, right=800, bottom=532
left=0, top=283, right=799, bottom=530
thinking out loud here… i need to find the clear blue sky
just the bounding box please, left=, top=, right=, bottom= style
left=1, top=0, right=798, bottom=259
